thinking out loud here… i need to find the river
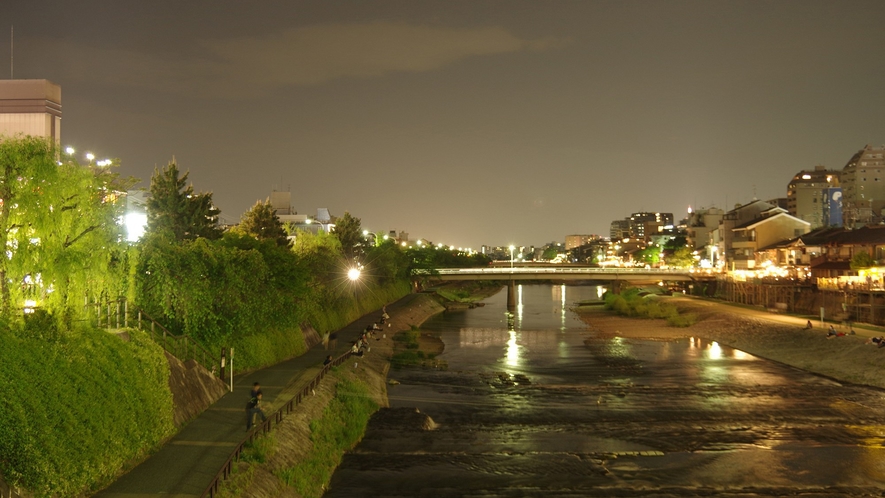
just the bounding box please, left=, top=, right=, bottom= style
left=326, top=284, right=885, bottom=497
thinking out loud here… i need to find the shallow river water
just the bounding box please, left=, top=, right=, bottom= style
left=326, top=285, right=885, bottom=497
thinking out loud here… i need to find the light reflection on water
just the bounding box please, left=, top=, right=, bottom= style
left=427, top=285, right=772, bottom=388
left=328, top=284, right=885, bottom=495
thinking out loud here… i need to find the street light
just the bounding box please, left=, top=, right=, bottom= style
left=509, top=245, right=515, bottom=270
left=347, top=267, right=361, bottom=281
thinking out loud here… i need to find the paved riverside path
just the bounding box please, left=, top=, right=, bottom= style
left=94, top=295, right=417, bottom=498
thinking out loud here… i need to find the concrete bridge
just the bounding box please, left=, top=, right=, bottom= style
left=417, top=266, right=716, bottom=310
left=427, top=267, right=713, bottom=284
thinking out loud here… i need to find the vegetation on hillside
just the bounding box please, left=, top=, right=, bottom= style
left=0, top=323, right=174, bottom=497
left=0, top=136, right=489, bottom=497
left=276, top=375, right=378, bottom=498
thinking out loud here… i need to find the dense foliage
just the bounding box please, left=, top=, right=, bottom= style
left=604, top=288, right=697, bottom=327
left=146, top=160, right=221, bottom=240
left=0, top=324, right=174, bottom=497
left=276, top=374, right=378, bottom=498
left=404, top=244, right=491, bottom=270
left=233, top=199, right=289, bottom=246
left=0, top=137, right=488, bottom=496
left=331, top=211, right=366, bottom=262
left=850, top=250, right=875, bottom=270
left=0, top=137, right=130, bottom=324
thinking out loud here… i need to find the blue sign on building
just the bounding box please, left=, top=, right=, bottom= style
left=823, top=187, right=843, bottom=227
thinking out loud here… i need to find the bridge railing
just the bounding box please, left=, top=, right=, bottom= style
left=426, top=267, right=715, bottom=275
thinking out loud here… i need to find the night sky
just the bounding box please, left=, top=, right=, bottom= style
left=3, top=1, right=884, bottom=249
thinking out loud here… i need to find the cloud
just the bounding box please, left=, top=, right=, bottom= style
left=43, top=22, right=569, bottom=98
left=202, top=22, right=568, bottom=88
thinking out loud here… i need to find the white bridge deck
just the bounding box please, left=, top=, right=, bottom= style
left=423, top=267, right=714, bottom=283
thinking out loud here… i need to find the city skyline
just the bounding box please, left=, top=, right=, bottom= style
left=2, top=0, right=884, bottom=248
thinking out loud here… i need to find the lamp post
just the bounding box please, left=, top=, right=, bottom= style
left=509, top=245, right=515, bottom=270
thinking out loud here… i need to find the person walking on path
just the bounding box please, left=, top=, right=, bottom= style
left=246, top=392, right=267, bottom=430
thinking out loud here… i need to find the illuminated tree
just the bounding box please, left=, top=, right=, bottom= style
left=850, top=250, right=875, bottom=270
left=146, top=160, right=221, bottom=241
left=0, top=136, right=130, bottom=321
left=332, top=211, right=365, bottom=261
left=235, top=199, right=289, bottom=246
left=665, top=247, right=695, bottom=268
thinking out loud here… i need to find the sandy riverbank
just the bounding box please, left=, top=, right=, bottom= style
left=577, top=296, right=885, bottom=390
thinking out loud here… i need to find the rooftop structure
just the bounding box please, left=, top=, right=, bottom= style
left=0, top=79, right=62, bottom=143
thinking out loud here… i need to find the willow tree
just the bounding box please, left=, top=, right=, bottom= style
left=0, top=136, right=130, bottom=322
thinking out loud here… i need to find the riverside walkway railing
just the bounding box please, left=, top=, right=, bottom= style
left=88, top=299, right=219, bottom=377
left=201, top=351, right=353, bottom=498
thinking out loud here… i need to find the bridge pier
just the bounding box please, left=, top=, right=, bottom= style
left=610, top=280, right=622, bottom=295
left=507, top=280, right=517, bottom=312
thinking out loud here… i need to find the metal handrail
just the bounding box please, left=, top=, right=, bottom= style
left=201, top=351, right=353, bottom=498
left=87, top=299, right=219, bottom=377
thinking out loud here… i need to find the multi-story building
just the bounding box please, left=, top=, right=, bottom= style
left=610, top=213, right=673, bottom=241
left=629, top=212, right=673, bottom=240
left=685, top=206, right=724, bottom=256
left=565, top=234, right=599, bottom=250
left=0, top=79, right=62, bottom=142
left=609, top=219, right=631, bottom=240
left=714, top=200, right=777, bottom=268
left=716, top=200, right=810, bottom=270
left=787, top=165, right=841, bottom=229
left=841, top=144, right=885, bottom=228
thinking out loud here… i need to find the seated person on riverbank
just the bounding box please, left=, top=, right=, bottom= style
left=826, top=325, right=846, bottom=338
left=865, top=336, right=885, bottom=347
left=804, top=320, right=813, bottom=330
left=351, top=341, right=363, bottom=356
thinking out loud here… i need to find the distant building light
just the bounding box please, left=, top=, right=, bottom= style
left=802, top=174, right=812, bottom=180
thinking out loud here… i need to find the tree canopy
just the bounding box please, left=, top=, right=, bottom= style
left=332, top=211, right=366, bottom=262
left=0, top=136, right=130, bottom=321
left=234, top=199, right=289, bottom=246
left=146, top=160, right=221, bottom=241
left=850, top=250, right=875, bottom=270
